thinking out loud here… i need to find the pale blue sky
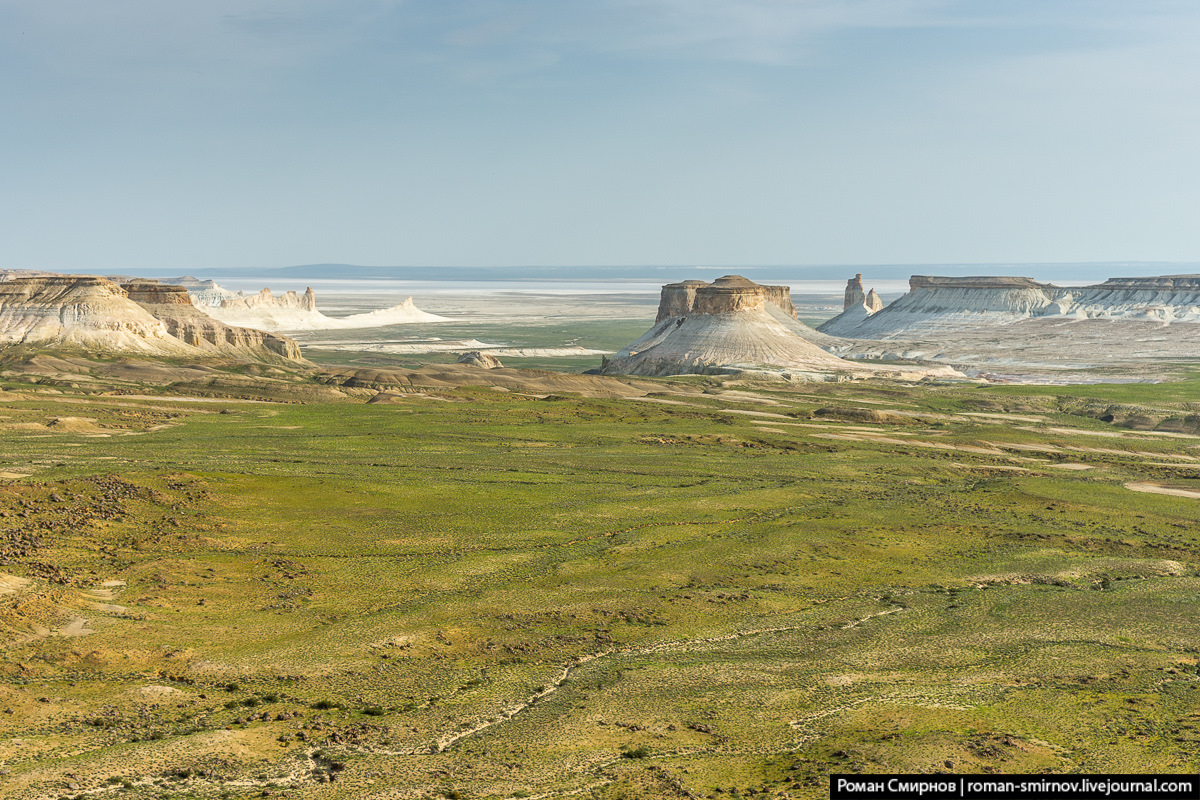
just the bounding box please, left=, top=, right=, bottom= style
left=2, top=1, right=1197, bottom=270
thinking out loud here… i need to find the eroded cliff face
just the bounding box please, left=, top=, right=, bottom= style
left=0, top=275, right=304, bottom=362
left=844, top=274, right=867, bottom=310
left=0, top=276, right=194, bottom=356
left=655, top=276, right=796, bottom=322
left=820, top=273, right=1200, bottom=340
left=604, top=275, right=958, bottom=380
left=656, top=280, right=707, bottom=322
left=125, top=282, right=304, bottom=361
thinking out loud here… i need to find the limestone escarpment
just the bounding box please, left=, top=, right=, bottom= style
left=820, top=273, right=1200, bottom=339
left=0, top=276, right=195, bottom=356
left=655, top=280, right=708, bottom=322
left=0, top=275, right=303, bottom=362
left=179, top=280, right=447, bottom=331
left=124, top=281, right=303, bottom=361
left=603, top=275, right=959, bottom=380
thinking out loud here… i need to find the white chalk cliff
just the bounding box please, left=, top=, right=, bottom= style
left=820, top=274, right=1200, bottom=339
left=602, top=275, right=959, bottom=380
left=178, top=280, right=449, bottom=331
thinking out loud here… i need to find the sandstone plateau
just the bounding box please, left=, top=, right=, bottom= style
left=602, top=275, right=959, bottom=381
left=0, top=276, right=303, bottom=363
left=174, top=277, right=449, bottom=331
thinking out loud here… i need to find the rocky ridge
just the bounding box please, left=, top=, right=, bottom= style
left=177, top=279, right=447, bottom=331
left=0, top=276, right=303, bottom=363
left=820, top=274, right=1200, bottom=339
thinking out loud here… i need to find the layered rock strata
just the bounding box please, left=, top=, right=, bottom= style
left=603, top=275, right=958, bottom=380
left=820, top=273, right=1200, bottom=339
left=0, top=276, right=191, bottom=356
left=123, top=282, right=303, bottom=360
left=0, top=275, right=303, bottom=362
left=655, top=277, right=797, bottom=322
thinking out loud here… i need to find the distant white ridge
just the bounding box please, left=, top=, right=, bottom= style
left=170, top=278, right=449, bottom=331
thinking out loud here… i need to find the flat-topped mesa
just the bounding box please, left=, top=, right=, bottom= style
left=907, top=275, right=1057, bottom=290
left=121, top=281, right=194, bottom=306
left=604, top=274, right=960, bottom=380
left=654, top=275, right=796, bottom=322
left=693, top=275, right=767, bottom=315
left=0, top=276, right=183, bottom=354
left=820, top=270, right=1200, bottom=340
left=1090, top=275, right=1200, bottom=291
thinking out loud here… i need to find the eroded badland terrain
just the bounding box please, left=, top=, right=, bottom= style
left=1, top=347, right=1199, bottom=800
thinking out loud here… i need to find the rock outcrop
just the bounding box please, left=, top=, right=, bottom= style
left=0, top=275, right=303, bottom=362
left=457, top=351, right=503, bottom=369
left=180, top=280, right=448, bottom=331
left=0, top=276, right=195, bottom=356
left=603, top=275, right=959, bottom=380
left=123, top=281, right=303, bottom=361
left=820, top=273, right=1200, bottom=339
left=844, top=274, right=867, bottom=310
left=655, top=277, right=797, bottom=323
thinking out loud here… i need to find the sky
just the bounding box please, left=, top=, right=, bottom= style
left=2, top=0, right=1198, bottom=271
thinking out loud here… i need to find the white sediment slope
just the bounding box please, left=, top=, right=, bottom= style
left=0, top=276, right=304, bottom=362
left=602, top=275, right=961, bottom=381
left=0, top=276, right=193, bottom=356
left=175, top=279, right=450, bottom=331
left=820, top=274, right=1200, bottom=339
left=816, top=273, right=1200, bottom=376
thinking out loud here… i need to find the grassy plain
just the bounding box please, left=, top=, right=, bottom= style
left=1, top=364, right=1199, bottom=799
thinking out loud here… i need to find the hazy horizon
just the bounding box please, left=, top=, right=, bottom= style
left=3, top=2, right=1198, bottom=271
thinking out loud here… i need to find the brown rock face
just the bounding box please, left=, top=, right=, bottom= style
left=121, top=281, right=194, bottom=306
left=865, top=289, right=884, bottom=312
left=655, top=276, right=796, bottom=320
left=656, top=280, right=708, bottom=322
left=763, top=285, right=798, bottom=318
left=693, top=275, right=767, bottom=315
left=844, top=274, right=866, bottom=310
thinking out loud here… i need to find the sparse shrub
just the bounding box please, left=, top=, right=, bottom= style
left=620, top=745, right=651, bottom=759
left=362, top=705, right=385, bottom=716
left=312, top=699, right=339, bottom=710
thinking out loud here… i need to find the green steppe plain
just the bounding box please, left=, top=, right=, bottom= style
left=1, top=361, right=1199, bottom=799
